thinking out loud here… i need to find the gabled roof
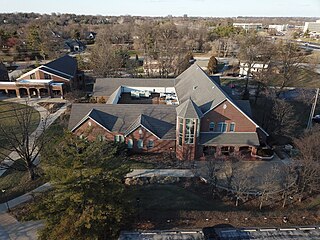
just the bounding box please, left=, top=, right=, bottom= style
left=176, top=98, right=203, bottom=119
left=124, top=114, right=175, bottom=139
left=69, top=104, right=176, bottom=140
left=43, top=55, right=77, bottom=78
left=124, top=114, right=157, bottom=138
left=175, top=64, right=228, bottom=113
left=17, top=55, right=77, bottom=81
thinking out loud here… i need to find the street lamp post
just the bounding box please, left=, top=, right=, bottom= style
left=1, top=189, right=10, bottom=212
left=136, top=197, right=140, bottom=222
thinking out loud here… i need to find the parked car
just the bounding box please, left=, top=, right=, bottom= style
left=312, top=115, right=320, bottom=123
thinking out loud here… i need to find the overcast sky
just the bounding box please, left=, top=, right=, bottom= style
left=1, top=0, right=319, bottom=17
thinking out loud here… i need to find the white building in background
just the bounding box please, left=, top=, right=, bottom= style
left=233, top=23, right=263, bottom=31
left=268, top=24, right=289, bottom=32
left=239, top=62, right=269, bottom=77
left=304, top=20, right=320, bottom=36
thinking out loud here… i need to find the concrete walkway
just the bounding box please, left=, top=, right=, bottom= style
left=0, top=98, right=69, bottom=176
left=126, top=169, right=195, bottom=178
left=0, top=183, right=52, bottom=214
left=0, top=182, right=51, bottom=240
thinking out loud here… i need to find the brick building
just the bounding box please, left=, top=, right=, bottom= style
left=0, top=55, right=84, bottom=98
left=69, top=64, right=268, bottom=160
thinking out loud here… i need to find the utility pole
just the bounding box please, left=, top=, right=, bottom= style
left=307, top=88, right=319, bottom=129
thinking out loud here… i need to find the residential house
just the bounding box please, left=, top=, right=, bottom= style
left=64, top=39, right=86, bottom=53
left=69, top=64, right=268, bottom=160
left=239, top=62, right=269, bottom=77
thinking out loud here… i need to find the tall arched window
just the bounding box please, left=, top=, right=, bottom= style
left=209, top=122, right=215, bottom=132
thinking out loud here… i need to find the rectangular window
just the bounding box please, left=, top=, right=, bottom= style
left=185, top=118, right=195, bottom=144
left=127, top=139, right=133, bottom=148
left=230, top=123, right=235, bottom=132
left=209, top=122, right=215, bottom=132
left=147, top=140, right=154, bottom=148
left=178, top=117, right=183, bottom=146
left=218, top=122, right=227, bottom=132
left=138, top=139, right=143, bottom=149
left=44, top=73, right=51, bottom=79
left=114, top=135, right=124, bottom=143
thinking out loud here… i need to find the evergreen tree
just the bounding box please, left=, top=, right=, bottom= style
left=35, top=133, right=131, bottom=240
left=207, top=55, right=218, bottom=75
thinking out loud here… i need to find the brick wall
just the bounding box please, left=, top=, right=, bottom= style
left=126, top=127, right=175, bottom=153
left=73, top=118, right=115, bottom=141
left=73, top=119, right=175, bottom=153
left=200, top=100, right=256, bottom=132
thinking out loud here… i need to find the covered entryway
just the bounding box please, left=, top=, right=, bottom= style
left=39, top=88, right=50, bottom=98
left=19, top=88, right=28, bottom=97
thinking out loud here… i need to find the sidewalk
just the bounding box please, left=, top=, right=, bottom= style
left=126, top=169, right=195, bottom=178
left=0, top=98, right=70, bottom=176
left=0, top=182, right=50, bottom=240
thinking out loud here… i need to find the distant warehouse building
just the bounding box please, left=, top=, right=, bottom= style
left=268, top=24, right=288, bottom=32
left=304, top=20, right=320, bottom=37
left=233, top=23, right=263, bottom=31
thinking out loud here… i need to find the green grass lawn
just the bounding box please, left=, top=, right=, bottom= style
left=0, top=101, right=40, bottom=156
left=0, top=159, right=46, bottom=203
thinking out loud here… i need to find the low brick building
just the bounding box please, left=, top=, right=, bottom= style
left=69, top=64, right=268, bottom=160
left=0, top=55, right=84, bottom=98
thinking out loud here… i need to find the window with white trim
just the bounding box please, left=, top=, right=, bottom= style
left=178, top=117, right=183, bottom=146
left=147, top=139, right=154, bottom=148
left=114, top=135, right=124, bottom=143
left=230, top=123, right=235, bottom=132
left=185, top=118, right=196, bottom=144
left=218, top=122, right=227, bottom=132
left=44, top=73, right=51, bottom=79
left=138, top=139, right=143, bottom=149
left=209, top=122, right=215, bottom=132
left=127, top=139, right=133, bottom=148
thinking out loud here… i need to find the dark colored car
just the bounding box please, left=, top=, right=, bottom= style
left=312, top=115, right=320, bottom=123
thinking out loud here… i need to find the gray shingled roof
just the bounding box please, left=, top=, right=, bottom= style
left=176, top=98, right=203, bottom=119
left=69, top=104, right=176, bottom=140
left=175, top=64, right=229, bottom=113
left=235, top=100, right=252, bottom=117
left=200, top=132, right=260, bottom=146
left=124, top=114, right=175, bottom=138
left=43, top=55, right=77, bottom=78
left=93, top=78, right=175, bottom=97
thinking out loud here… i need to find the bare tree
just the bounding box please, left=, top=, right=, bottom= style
left=279, top=163, right=297, bottom=208
left=293, top=127, right=320, bottom=201
left=237, top=33, right=267, bottom=97
left=257, top=164, right=282, bottom=210
left=89, top=27, right=124, bottom=77
left=222, top=154, right=253, bottom=207
left=271, top=99, right=298, bottom=136
left=203, top=156, right=222, bottom=196
left=272, top=41, right=316, bottom=94
left=0, top=102, right=49, bottom=180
